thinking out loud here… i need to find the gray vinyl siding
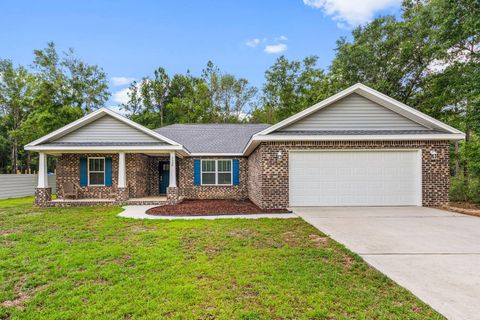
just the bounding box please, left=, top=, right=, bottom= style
left=54, top=115, right=160, bottom=143
left=0, top=174, right=56, bottom=199
left=280, top=93, right=429, bottom=131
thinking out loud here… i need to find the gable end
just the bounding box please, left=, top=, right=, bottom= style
left=53, top=114, right=160, bottom=143
left=280, top=93, right=429, bottom=131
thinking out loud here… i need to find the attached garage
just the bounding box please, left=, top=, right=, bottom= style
left=289, top=150, right=422, bottom=206
left=244, top=84, right=464, bottom=209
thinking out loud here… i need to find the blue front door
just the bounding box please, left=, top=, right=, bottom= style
left=159, top=161, right=170, bottom=195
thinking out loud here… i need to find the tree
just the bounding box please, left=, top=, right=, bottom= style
left=330, top=14, right=439, bottom=106
left=201, top=61, right=257, bottom=122
left=121, top=62, right=258, bottom=126
left=20, top=42, right=110, bottom=144
left=252, top=56, right=326, bottom=123
left=0, top=60, right=35, bottom=173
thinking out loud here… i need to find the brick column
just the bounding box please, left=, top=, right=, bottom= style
left=35, top=187, right=52, bottom=206
left=167, top=187, right=179, bottom=205
left=116, top=187, right=129, bottom=201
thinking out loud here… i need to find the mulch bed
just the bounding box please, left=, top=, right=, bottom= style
left=146, top=199, right=291, bottom=216
left=439, top=202, right=480, bottom=217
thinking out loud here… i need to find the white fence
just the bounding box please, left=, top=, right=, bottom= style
left=0, top=174, right=56, bottom=200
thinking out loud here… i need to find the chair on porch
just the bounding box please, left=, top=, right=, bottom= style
left=62, top=181, right=78, bottom=199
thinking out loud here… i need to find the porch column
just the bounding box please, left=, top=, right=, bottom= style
left=37, top=152, right=48, bottom=188
left=118, top=152, right=126, bottom=188
left=35, top=152, right=51, bottom=206
left=169, top=152, right=177, bottom=187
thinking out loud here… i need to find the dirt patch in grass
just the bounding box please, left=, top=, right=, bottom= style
left=0, top=229, right=20, bottom=236
left=308, top=234, right=329, bottom=247
left=228, top=228, right=259, bottom=239
left=1, top=283, right=48, bottom=309
left=439, top=202, right=480, bottom=217
left=146, top=199, right=291, bottom=216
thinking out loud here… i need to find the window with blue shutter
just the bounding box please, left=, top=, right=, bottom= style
left=80, top=157, right=87, bottom=187
left=232, top=159, right=240, bottom=186
left=194, top=159, right=201, bottom=186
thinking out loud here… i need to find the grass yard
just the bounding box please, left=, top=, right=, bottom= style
left=0, top=197, right=443, bottom=320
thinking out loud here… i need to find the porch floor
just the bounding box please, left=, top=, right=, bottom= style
left=128, top=196, right=167, bottom=202
left=51, top=198, right=115, bottom=203
left=48, top=196, right=167, bottom=206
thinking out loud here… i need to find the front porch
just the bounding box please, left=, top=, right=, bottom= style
left=34, top=151, right=181, bottom=206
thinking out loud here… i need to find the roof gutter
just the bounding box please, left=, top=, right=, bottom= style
left=242, top=133, right=466, bottom=155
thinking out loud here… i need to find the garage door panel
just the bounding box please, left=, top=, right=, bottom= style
left=289, top=151, right=421, bottom=206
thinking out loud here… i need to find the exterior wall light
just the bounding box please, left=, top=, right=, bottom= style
left=430, top=150, right=438, bottom=160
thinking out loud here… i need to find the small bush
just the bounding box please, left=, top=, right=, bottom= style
left=450, top=176, right=480, bottom=203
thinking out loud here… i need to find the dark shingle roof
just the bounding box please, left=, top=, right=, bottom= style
left=39, top=142, right=169, bottom=147
left=270, top=130, right=446, bottom=135
left=155, top=124, right=270, bottom=154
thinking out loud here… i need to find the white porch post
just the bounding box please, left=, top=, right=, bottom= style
left=169, top=152, right=177, bottom=187
left=37, top=152, right=48, bottom=188
left=118, top=152, right=126, bottom=188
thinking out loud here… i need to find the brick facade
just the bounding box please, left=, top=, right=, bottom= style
left=53, top=153, right=247, bottom=203
left=178, top=157, right=248, bottom=200
left=56, top=153, right=120, bottom=199
left=50, top=140, right=449, bottom=209
left=247, top=141, right=450, bottom=209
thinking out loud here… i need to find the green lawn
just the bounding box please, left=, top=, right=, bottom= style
left=0, top=197, right=442, bottom=320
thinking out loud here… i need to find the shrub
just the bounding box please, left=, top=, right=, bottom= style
left=450, top=176, right=480, bottom=203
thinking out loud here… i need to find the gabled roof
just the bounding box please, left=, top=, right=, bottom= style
left=24, top=108, right=185, bottom=152
left=155, top=124, right=270, bottom=155
left=258, top=83, right=464, bottom=135
left=243, top=83, right=465, bottom=155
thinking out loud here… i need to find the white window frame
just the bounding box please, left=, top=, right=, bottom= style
left=200, top=159, right=233, bottom=186
left=87, top=157, right=106, bottom=187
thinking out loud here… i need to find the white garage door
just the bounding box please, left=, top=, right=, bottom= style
left=289, top=150, right=422, bottom=206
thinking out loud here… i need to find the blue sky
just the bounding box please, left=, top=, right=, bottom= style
left=0, top=0, right=401, bottom=107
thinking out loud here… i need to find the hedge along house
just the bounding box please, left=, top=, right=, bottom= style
left=25, top=83, right=464, bottom=208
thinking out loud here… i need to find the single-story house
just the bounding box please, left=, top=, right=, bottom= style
left=25, top=83, right=465, bottom=208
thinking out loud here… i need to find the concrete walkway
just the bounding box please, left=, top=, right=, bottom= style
left=118, top=205, right=298, bottom=220
left=293, top=206, right=480, bottom=320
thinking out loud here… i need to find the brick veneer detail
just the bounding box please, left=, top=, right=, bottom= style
left=178, top=157, right=248, bottom=200
left=247, top=141, right=450, bottom=210
left=35, top=187, right=52, bottom=205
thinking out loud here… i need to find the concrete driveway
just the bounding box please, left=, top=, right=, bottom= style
left=293, top=206, right=480, bottom=320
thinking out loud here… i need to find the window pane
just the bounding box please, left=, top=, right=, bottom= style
left=202, top=172, right=215, bottom=184
left=218, top=172, right=231, bottom=184
left=202, top=160, right=215, bottom=172
left=217, top=160, right=231, bottom=172
left=89, top=172, right=104, bottom=185
left=97, top=159, right=104, bottom=171
left=89, top=158, right=105, bottom=171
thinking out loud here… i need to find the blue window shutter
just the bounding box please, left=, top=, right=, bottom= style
left=79, top=157, right=87, bottom=187
left=105, top=158, right=112, bottom=187
left=194, top=159, right=201, bottom=186
left=233, top=159, right=240, bottom=186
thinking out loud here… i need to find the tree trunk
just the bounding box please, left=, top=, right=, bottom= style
left=27, top=151, right=31, bottom=174
left=11, top=138, right=18, bottom=174
left=160, top=105, right=164, bottom=127
left=463, top=128, right=470, bottom=188
left=454, top=141, right=460, bottom=176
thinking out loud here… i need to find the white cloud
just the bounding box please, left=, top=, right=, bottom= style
left=112, top=87, right=130, bottom=104
left=245, top=38, right=261, bottom=48
left=303, top=0, right=401, bottom=27
left=106, top=105, right=128, bottom=115
left=264, top=43, right=288, bottom=54
left=111, top=76, right=136, bottom=86
left=275, top=35, right=288, bottom=41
